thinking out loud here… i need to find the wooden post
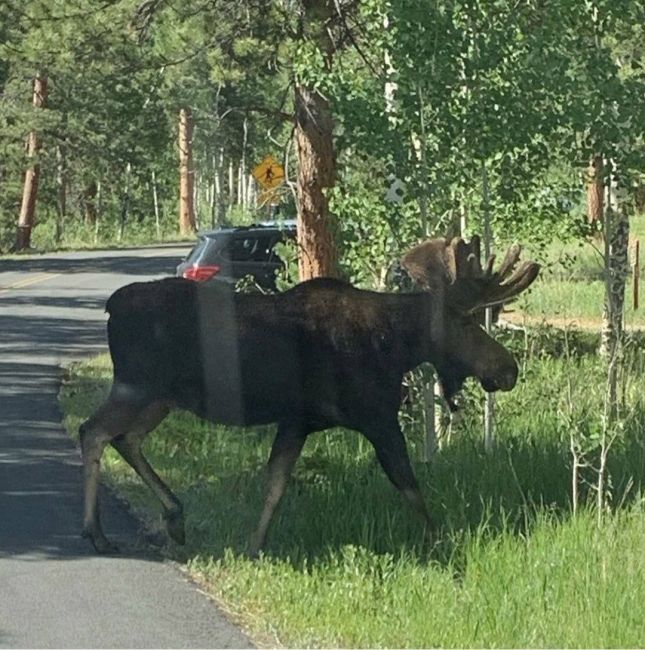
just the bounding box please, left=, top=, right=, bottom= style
left=178, top=107, right=196, bottom=235
left=16, top=73, right=47, bottom=250
left=634, top=240, right=640, bottom=311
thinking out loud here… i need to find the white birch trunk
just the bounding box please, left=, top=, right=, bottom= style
left=152, top=170, right=161, bottom=239
left=482, top=161, right=495, bottom=453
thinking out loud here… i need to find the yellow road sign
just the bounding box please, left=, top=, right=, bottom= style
left=252, top=155, right=285, bottom=189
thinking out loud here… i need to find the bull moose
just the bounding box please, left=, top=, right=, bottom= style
left=79, top=236, right=539, bottom=554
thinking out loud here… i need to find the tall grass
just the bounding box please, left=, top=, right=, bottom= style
left=514, top=213, right=645, bottom=328
left=60, top=330, right=645, bottom=647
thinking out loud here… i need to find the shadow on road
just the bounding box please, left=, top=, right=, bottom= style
left=0, top=359, right=161, bottom=562
left=0, top=251, right=193, bottom=562
left=0, top=294, right=107, bottom=311
left=0, top=313, right=106, bottom=360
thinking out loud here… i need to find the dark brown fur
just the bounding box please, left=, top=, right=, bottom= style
left=79, top=276, right=522, bottom=554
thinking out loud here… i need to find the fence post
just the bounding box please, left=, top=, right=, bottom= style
left=634, top=239, right=640, bottom=311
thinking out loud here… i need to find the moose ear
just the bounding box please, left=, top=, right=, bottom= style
left=400, top=238, right=451, bottom=291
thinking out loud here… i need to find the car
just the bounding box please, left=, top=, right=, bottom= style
left=176, top=220, right=297, bottom=290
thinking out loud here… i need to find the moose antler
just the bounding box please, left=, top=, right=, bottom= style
left=400, top=236, right=540, bottom=314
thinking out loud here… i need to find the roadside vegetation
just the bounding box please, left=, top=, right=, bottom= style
left=61, top=322, right=645, bottom=647
left=511, top=214, right=645, bottom=330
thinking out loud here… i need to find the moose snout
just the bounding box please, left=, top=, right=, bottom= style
left=482, top=361, right=518, bottom=392
left=497, top=362, right=518, bottom=391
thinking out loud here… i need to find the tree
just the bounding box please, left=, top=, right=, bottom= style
left=15, top=73, right=48, bottom=251
left=293, top=0, right=339, bottom=279
left=178, top=107, right=196, bottom=235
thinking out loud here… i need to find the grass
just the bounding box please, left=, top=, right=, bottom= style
left=506, top=214, right=645, bottom=329
left=59, top=329, right=645, bottom=647
left=513, top=276, right=645, bottom=328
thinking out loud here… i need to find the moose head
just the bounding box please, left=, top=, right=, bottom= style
left=401, top=235, right=540, bottom=410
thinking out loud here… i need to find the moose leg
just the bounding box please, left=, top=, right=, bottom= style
left=79, top=386, right=150, bottom=553
left=109, top=403, right=186, bottom=545
left=363, top=420, right=435, bottom=534
left=249, top=422, right=308, bottom=557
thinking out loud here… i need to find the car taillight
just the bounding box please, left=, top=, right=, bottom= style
left=182, top=264, right=221, bottom=281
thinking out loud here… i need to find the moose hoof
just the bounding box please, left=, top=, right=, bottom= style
left=165, top=510, right=186, bottom=545
left=82, top=528, right=120, bottom=555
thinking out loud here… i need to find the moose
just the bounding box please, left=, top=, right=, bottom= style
left=79, top=236, right=539, bottom=555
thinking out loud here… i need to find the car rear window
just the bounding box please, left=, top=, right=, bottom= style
left=184, top=229, right=294, bottom=265
left=184, top=235, right=230, bottom=265
left=183, top=237, right=208, bottom=264
left=227, top=235, right=277, bottom=262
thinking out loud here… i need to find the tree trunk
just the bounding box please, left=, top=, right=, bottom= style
left=118, top=162, right=132, bottom=242
left=151, top=170, right=161, bottom=239
left=193, top=168, right=200, bottom=229
left=228, top=159, right=235, bottom=210
left=55, top=143, right=66, bottom=244
left=600, top=161, right=630, bottom=421
left=15, top=74, right=47, bottom=251
left=587, top=155, right=604, bottom=225
left=294, top=0, right=338, bottom=280
left=84, top=181, right=98, bottom=224
left=601, top=164, right=630, bottom=359
left=247, top=173, right=256, bottom=209
left=237, top=160, right=244, bottom=206
left=240, top=117, right=248, bottom=207
left=294, top=84, right=338, bottom=279
left=94, top=180, right=102, bottom=242
left=178, top=107, right=196, bottom=235
left=217, top=149, right=226, bottom=224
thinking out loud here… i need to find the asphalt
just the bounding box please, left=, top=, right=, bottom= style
left=0, top=248, right=252, bottom=649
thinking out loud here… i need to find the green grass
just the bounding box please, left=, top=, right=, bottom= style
left=510, top=213, right=645, bottom=328
left=514, top=276, right=645, bottom=328
left=60, top=331, right=645, bottom=647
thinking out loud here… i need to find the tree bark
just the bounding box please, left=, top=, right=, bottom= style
left=587, top=155, right=604, bottom=225
left=55, top=143, right=66, bottom=244
left=151, top=170, right=161, bottom=239
left=178, top=107, right=196, bottom=235
left=601, top=164, right=630, bottom=358
left=294, top=84, right=338, bottom=279
left=84, top=180, right=98, bottom=224
left=600, top=162, right=630, bottom=424
left=294, top=0, right=338, bottom=280
left=15, top=74, right=47, bottom=251
left=118, top=162, right=132, bottom=242
left=228, top=158, right=235, bottom=209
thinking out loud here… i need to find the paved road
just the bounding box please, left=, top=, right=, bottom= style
left=0, top=248, right=252, bottom=649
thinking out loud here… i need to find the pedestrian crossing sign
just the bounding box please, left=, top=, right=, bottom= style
left=252, top=155, right=285, bottom=189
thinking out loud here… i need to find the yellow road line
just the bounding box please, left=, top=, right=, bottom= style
left=0, top=272, right=62, bottom=295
